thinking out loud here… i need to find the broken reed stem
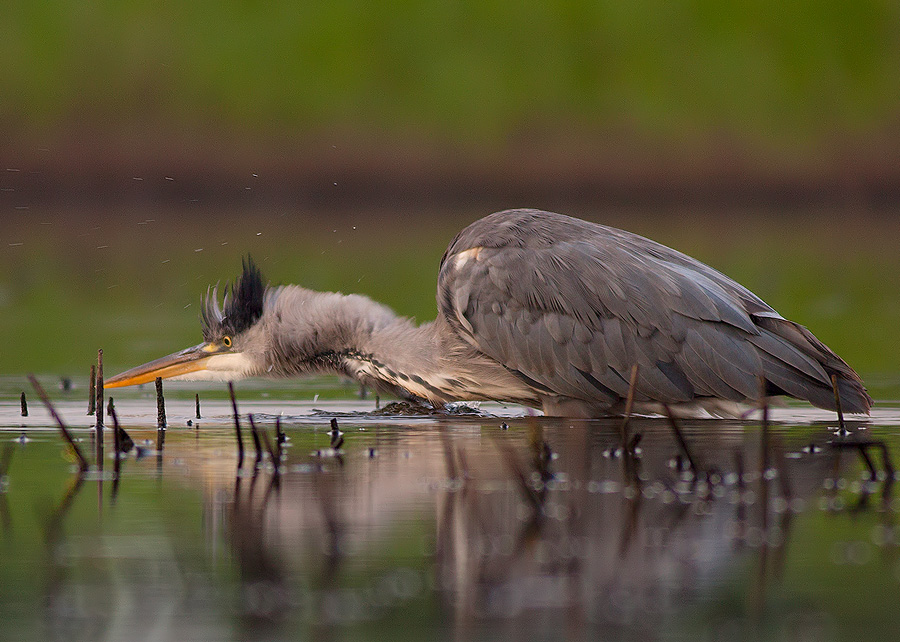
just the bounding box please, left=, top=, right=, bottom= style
left=275, top=416, right=284, bottom=464
left=96, top=349, right=104, bottom=468
left=760, top=376, right=770, bottom=477
left=619, top=364, right=639, bottom=441
left=830, top=374, right=846, bottom=431
left=109, top=404, right=121, bottom=454
left=258, top=424, right=277, bottom=467
left=109, top=403, right=123, bottom=485
left=95, top=351, right=104, bottom=429
left=87, top=364, right=96, bottom=415
left=248, top=414, right=263, bottom=466
left=20, top=392, right=28, bottom=417
left=195, top=393, right=201, bottom=419
left=27, top=374, right=89, bottom=473
left=228, top=382, right=245, bottom=469
left=155, top=377, right=167, bottom=430
left=329, top=417, right=344, bottom=450
left=662, top=404, right=699, bottom=476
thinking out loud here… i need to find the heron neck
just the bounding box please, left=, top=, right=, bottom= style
left=264, top=287, right=531, bottom=405
left=350, top=317, right=450, bottom=400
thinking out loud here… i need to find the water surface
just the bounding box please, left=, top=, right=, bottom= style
left=2, top=377, right=900, bottom=641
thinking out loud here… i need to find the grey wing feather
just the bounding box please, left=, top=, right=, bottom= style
left=437, top=209, right=872, bottom=414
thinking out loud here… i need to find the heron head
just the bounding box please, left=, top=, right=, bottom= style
left=105, top=256, right=268, bottom=388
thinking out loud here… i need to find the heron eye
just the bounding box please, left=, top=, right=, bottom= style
left=222, top=336, right=233, bottom=348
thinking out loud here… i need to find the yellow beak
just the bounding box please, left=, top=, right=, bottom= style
left=105, top=343, right=218, bottom=388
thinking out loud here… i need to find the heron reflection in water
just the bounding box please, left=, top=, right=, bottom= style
left=106, top=209, right=870, bottom=418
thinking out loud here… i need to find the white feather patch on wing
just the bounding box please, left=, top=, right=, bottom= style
left=452, top=246, right=483, bottom=269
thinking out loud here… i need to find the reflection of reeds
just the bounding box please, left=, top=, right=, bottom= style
left=662, top=404, right=700, bottom=479
left=28, top=374, right=89, bottom=473
left=248, top=413, right=264, bottom=467
left=19, top=391, right=28, bottom=417
left=228, top=381, right=245, bottom=469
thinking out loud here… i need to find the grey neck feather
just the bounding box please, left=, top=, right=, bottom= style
left=254, top=286, right=536, bottom=406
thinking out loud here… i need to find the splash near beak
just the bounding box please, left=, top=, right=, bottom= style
left=105, top=343, right=217, bottom=388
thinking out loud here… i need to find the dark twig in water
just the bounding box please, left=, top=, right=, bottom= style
left=275, top=416, right=285, bottom=464
left=258, top=424, right=278, bottom=471
left=247, top=414, right=264, bottom=467
left=96, top=350, right=104, bottom=467
left=228, top=382, right=244, bottom=469
left=662, top=404, right=699, bottom=478
left=110, top=404, right=121, bottom=458
left=108, top=404, right=124, bottom=501
left=759, top=376, right=770, bottom=482
left=831, top=441, right=878, bottom=482
left=28, top=374, right=89, bottom=473
left=107, top=404, right=134, bottom=455
left=87, top=364, right=95, bottom=415
left=155, top=377, right=166, bottom=431
left=195, top=393, right=201, bottom=420
left=106, top=397, right=114, bottom=419
left=20, top=392, right=27, bottom=417
left=329, top=418, right=344, bottom=450
left=831, top=374, right=845, bottom=431
left=619, top=364, right=639, bottom=441
left=492, top=436, right=544, bottom=510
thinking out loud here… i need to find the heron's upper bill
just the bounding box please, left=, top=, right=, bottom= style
left=104, top=343, right=216, bottom=388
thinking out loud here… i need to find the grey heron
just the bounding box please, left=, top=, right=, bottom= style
left=106, top=209, right=871, bottom=417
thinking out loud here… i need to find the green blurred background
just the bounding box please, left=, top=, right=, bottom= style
left=1, top=0, right=899, bottom=389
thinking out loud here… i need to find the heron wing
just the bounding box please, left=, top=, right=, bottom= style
left=437, top=209, right=870, bottom=413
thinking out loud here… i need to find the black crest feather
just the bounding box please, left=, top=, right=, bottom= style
left=200, top=256, right=266, bottom=341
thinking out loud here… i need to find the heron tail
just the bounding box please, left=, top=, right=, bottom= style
left=751, top=317, right=872, bottom=414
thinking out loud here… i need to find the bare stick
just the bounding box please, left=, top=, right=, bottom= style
left=109, top=403, right=122, bottom=458
left=275, top=416, right=284, bottom=464
left=330, top=417, right=344, bottom=450
left=87, top=364, right=96, bottom=415
left=760, top=376, right=770, bottom=478
left=618, top=364, right=639, bottom=441
left=155, top=377, right=167, bottom=430
left=28, top=374, right=89, bottom=473
left=248, top=414, right=263, bottom=467
left=195, top=393, right=201, bottom=420
left=20, top=392, right=28, bottom=417
left=95, top=350, right=104, bottom=468
left=830, top=374, right=845, bottom=431
left=228, top=381, right=244, bottom=469
left=259, top=425, right=277, bottom=467
left=662, top=404, right=699, bottom=476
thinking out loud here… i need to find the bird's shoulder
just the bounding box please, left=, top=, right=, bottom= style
left=438, top=209, right=774, bottom=334
left=435, top=209, right=783, bottom=406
